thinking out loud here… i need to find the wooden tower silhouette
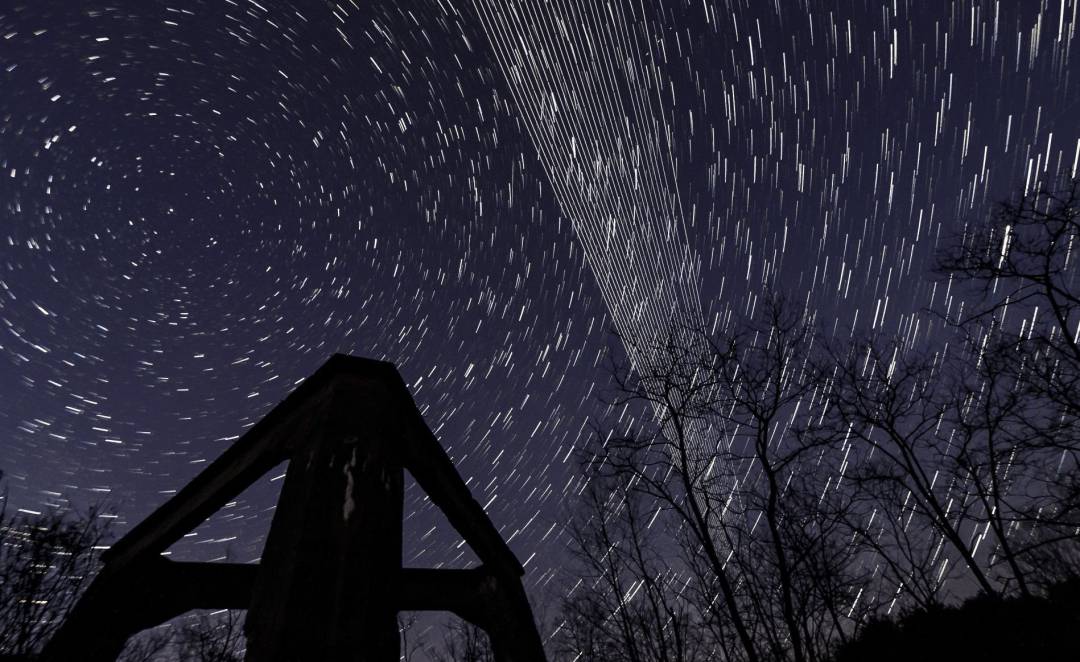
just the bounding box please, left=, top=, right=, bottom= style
left=42, top=354, right=547, bottom=661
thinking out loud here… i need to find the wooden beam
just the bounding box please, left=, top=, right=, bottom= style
left=396, top=567, right=489, bottom=621
left=381, top=370, right=525, bottom=579
left=104, top=355, right=399, bottom=570
left=156, top=560, right=257, bottom=610
left=40, top=559, right=256, bottom=662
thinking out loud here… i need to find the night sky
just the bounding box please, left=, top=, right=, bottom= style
left=1, top=0, right=1078, bottom=631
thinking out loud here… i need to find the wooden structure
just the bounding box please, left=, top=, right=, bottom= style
left=42, top=354, right=547, bottom=661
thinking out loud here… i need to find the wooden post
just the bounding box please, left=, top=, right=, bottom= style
left=245, top=377, right=403, bottom=661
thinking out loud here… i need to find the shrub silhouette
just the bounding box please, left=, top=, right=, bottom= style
left=830, top=579, right=1080, bottom=662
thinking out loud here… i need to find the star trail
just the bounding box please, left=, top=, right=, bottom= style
left=1, top=0, right=1078, bottom=648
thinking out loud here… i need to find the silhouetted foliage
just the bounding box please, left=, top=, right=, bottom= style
left=0, top=479, right=111, bottom=658
left=829, top=578, right=1080, bottom=662
left=173, top=610, right=245, bottom=662
left=560, top=471, right=706, bottom=662
left=937, top=179, right=1080, bottom=590
left=114, top=627, right=173, bottom=662
left=0, top=475, right=247, bottom=661
left=429, top=618, right=495, bottom=662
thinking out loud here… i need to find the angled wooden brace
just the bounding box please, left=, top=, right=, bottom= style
left=41, top=354, right=546, bottom=662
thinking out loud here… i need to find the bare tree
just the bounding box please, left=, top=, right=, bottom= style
left=173, top=609, right=246, bottom=662
left=935, top=177, right=1080, bottom=591
left=559, top=470, right=705, bottom=662
left=116, top=627, right=174, bottom=662
left=399, top=612, right=427, bottom=662
left=0, top=474, right=253, bottom=661
left=0, top=481, right=111, bottom=658
left=824, top=341, right=1003, bottom=598
left=937, top=179, right=1080, bottom=366
left=582, top=295, right=872, bottom=662
left=429, top=618, right=496, bottom=662
left=941, top=336, right=1042, bottom=596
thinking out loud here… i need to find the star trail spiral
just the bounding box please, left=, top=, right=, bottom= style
left=1, top=0, right=1078, bottom=633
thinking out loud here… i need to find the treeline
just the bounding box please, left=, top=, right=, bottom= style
left=556, top=180, right=1080, bottom=661
left=0, top=479, right=245, bottom=661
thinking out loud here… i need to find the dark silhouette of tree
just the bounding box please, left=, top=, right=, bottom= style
left=823, top=341, right=1002, bottom=597
left=114, top=627, right=173, bottom=662
left=578, top=295, right=873, bottom=662
left=942, top=338, right=1042, bottom=596
left=172, top=609, right=245, bottom=662
left=569, top=175, right=1080, bottom=659
left=559, top=469, right=705, bottom=662
left=828, top=577, right=1080, bottom=662
left=0, top=479, right=111, bottom=659
left=399, top=613, right=426, bottom=662
left=808, top=179, right=1080, bottom=609
left=936, top=178, right=1080, bottom=591
left=429, top=619, right=495, bottom=662
left=0, top=474, right=247, bottom=661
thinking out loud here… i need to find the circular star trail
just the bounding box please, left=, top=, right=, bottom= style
left=1, top=0, right=1078, bottom=616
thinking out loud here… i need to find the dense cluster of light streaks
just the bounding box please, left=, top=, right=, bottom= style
left=473, top=0, right=705, bottom=349
left=0, top=0, right=1078, bottom=643
left=0, top=0, right=614, bottom=583
left=471, top=0, right=728, bottom=475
